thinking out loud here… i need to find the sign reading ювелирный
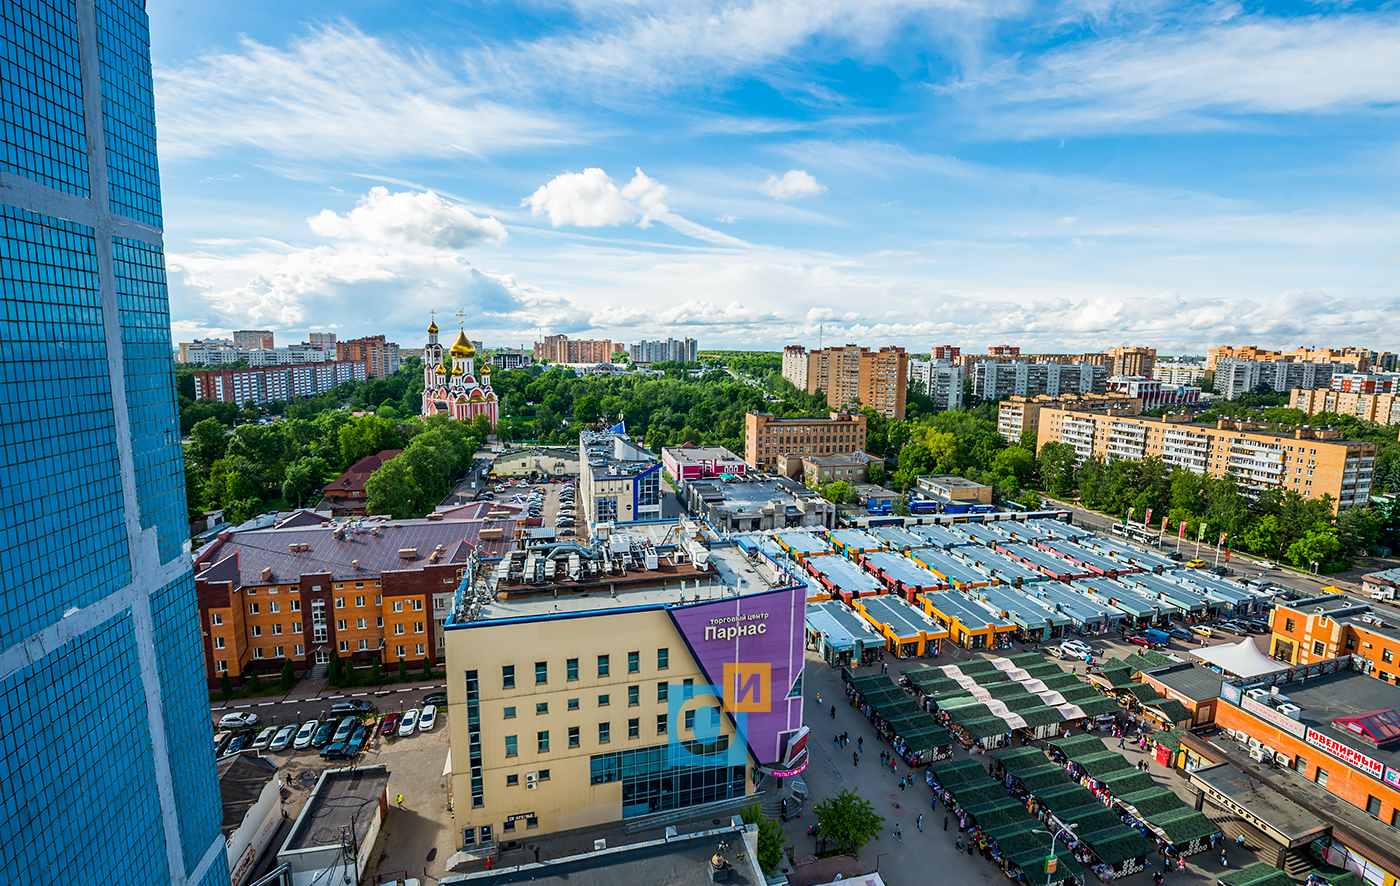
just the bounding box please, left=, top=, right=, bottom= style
left=1305, top=727, right=1384, bottom=779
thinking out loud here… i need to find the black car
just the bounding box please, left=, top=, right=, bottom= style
left=1165, top=551, right=1182, bottom=561
left=423, top=692, right=447, bottom=707
left=225, top=732, right=250, bottom=754
left=330, top=699, right=376, bottom=715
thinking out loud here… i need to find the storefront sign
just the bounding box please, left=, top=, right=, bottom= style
left=1240, top=694, right=1307, bottom=739
left=506, top=812, right=536, bottom=823
left=1219, top=683, right=1243, bottom=705
left=1384, top=767, right=1400, bottom=789
left=1305, top=727, right=1385, bottom=779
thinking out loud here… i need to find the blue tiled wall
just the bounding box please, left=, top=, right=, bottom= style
left=94, top=0, right=159, bottom=226
left=0, top=0, right=90, bottom=195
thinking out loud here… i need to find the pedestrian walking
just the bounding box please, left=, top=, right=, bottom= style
left=816, top=692, right=822, bottom=705
left=831, top=705, right=836, bottom=719
left=899, top=777, right=906, bottom=792
left=858, top=736, right=863, bottom=752
left=1236, top=834, right=1245, bottom=850
left=944, top=815, right=949, bottom=831
left=834, top=734, right=839, bottom=749
left=396, top=794, right=404, bottom=807
left=853, top=752, right=859, bottom=766
left=895, top=824, right=902, bottom=841
left=1153, top=871, right=1163, bottom=886
left=955, top=837, right=964, bottom=851
left=1118, top=736, right=1126, bottom=748
left=968, top=840, right=975, bottom=856
left=917, top=814, right=923, bottom=832
left=1220, top=849, right=1227, bottom=867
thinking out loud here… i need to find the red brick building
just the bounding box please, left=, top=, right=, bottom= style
left=320, top=449, right=402, bottom=516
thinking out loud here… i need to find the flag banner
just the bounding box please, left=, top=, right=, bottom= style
left=1144, top=508, right=1152, bottom=527
left=1179, top=521, right=1187, bottom=539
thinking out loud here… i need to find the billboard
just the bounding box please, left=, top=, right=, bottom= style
left=667, top=584, right=806, bottom=768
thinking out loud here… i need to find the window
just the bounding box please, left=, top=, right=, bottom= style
left=216, top=660, right=228, bottom=673
left=415, top=621, right=425, bottom=634
left=536, top=702, right=548, bottom=715
left=251, top=625, right=262, bottom=638
left=376, top=617, right=383, bottom=628
left=628, top=651, right=640, bottom=673
left=1386, top=649, right=1395, bottom=664
left=657, top=648, right=669, bottom=669
left=628, top=686, right=639, bottom=707
left=290, top=600, right=300, bottom=612
left=248, top=603, right=259, bottom=615
left=393, top=645, right=404, bottom=658
left=1285, top=619, right=1295, bottom=632
left=356, top=618, right=366, bottom=630
left=684, top=710, right=696, bottom=731
left=394, top=624, right=404, bottom=635
left=334, top=619, right=345, bottom=631
left=210, top=613, right=223, bottom=626
left=1294, top=755, right=1307, bottom=773
left=1346, top=636, right=1357, bottom=651
left=294, top=644, right=304, bottom=656
left=567, top=658, right=579, bottom=681
left=504, top=706, right=516, bottom=719
left=355, top=595, right=365, bottom=607
left=598, top=655, right=610, bottom=677
left=567, top=698, right=579, bottom=711
left=1316, top=767, right=1329, bottom=787
left=375, top=595, right=381, bottom=605
left=536, top=661, right=548, bottom=684
left=538, top=769, right=550, bottom=781
left=537, top=731, right=549, bottom=753
left=568, top=726, right=580, bottom=748
left=598, top=722, right=610, bottom=743
left=506, top=774, right=519, bottom=786
left=274, top=645, right=284, bottom=657
left=503, top=665, right=516, bottom=689
left=269, top=602, right=279, bottom=614
left=335, top=598, right=344, bottom=609
left=1313, top=640, right=1326, bottom=656
left=253, top=648, right=264, bottom=659
left=657, top=714, right=668, bottom=734
left=505, top=735, right=518, bottom=757
left=598, top=694, right=610, bottom=706
left=272, top=623, right=283, bottom=636
left=628, top=717, right=639, bottom=738
left=293, top=622, right=302, bottom=634
left=213, top=637, right=225, bottom=649
left=358, top=639, right=369, bottom=650
left=393, top=601, right=403, bottom=613
left=658, top=682, right=669, bottom=702
left=414, top=599, right=423, bottom=611
left=1368, top=796, right=1383, bottom=817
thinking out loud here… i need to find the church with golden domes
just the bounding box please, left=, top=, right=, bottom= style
left=420, top=314, right=499, bottom=424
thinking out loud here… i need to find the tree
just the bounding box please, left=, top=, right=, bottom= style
left=812, top=788, right=885, bottom=856
left=399, top=658, right=408, bottom=680
left=247, top=669, right=262, bottom=692
left=366, top=458, right=425, bottom=518
left=370, top=657, right=382, bottom=683
left=344, top=661, right=357, bottom=687
left=282, top=456, right=329, bottom=508
left=219, top=672, right=232, bottom=698
left=422, top=656, right=433, bottom=677
left=339, top=415, right=403, bottom=468
left=1037, top=442, right=1078, bottom=498
left=740, top=805, right=784, bottom=873
left=188, top=417, right=229, bottom=470
left=223, top=497, right=263, bottom=527
left=1286, top=524, right=1342, bottom=568
left=280, top=660, right=295, bottom=690
left=866, top=461, right=887, bottom=486
left=1337, top=506, right=1382, bottom=558
left=820, top=480, right=854, bottom=504
left=329, top=651, right=341, bottom=685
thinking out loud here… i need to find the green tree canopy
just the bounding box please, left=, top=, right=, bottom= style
left=812, top=788, right=885, bottom=856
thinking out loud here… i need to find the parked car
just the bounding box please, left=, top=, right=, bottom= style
left=332, top=716, right=358, bottom=744
left=1190, top=625, right=1214, bottom=638
left=293, top=720, right=319, bottom=750
left=219, top=711, right=259, bottom=729
left=250, top=726, right=277, bottom=751
left=347, top=725, right=371, bottom=755
left=225, top=733, right=250, bottom=754
left=423, top=693, right=447, bottom=707
left=1167, top=627, right=1193, bottom=640
left=1059, top=640, right=1093, bottom=659
left=1185, top=559, right=1207, bottom=568
left=1165, top=551, right=1182, bottom=561
left=1126, top=634, right=1157, bottom=648
left=399, top=709, right=420, bottom=736
left=1208, top=566, right=1230, bottom=576
left=320, top=741, right=350, bottom=759
left=312, top=721, right=336, bottom=748
left=380, top=712, right=401, bottom=736
left=269, top=724, right=297, bottom=752
left=419, top=705, right=437, bottom=732
left=331, top=699, right=375, bottom=715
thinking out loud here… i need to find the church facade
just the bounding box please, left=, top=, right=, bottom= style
left=421, top=317, right=499, bottom=424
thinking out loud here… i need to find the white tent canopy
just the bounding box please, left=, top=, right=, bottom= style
left=1191, top=639, right=1288, bottom=678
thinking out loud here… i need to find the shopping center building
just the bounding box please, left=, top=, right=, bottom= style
left=442, top=531, right=808, bottom=855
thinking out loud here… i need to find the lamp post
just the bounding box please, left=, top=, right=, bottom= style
left=1032, top=823, right=1079, bottom=886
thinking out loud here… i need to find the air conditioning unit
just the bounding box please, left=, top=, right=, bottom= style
left=1275, top=703, right=1302, bottom=720
left=526, top=771, right=537, bottom=784
left=1247, top=737, right=1263, bottom=751
left=1274, top=752, right=1292, bottom=767
left=1248, top=745, right=1268, bottom=763
left=1246, top=688, right=1271, bottom=703
left=526, top=781, right=537, bottom=790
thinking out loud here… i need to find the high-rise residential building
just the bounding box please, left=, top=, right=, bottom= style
left=1207, top=345, right=1372, bottom=371
left=245, top=343, right=332, bottom=366
left=801, top=344, right=908, bottom=418
left=629, top=338, right=698, bottom=364
left=336, top=333, right=401, bottom=379
left=307, top=331, right=337, bottom=347
left=1152, top=361, right=1209, bottom=386
left=193, top=361, right=368, bottom=405
left=1105, top=346, right=1157, bottom=378
left=1369, top=351, right=1399, bottom=373
left=1105, top=376, right=1201, bottom=410
left=232, top=329, right=274, bottom=350
left=908, top=359, right=963, bottom=412
left=781, top=345, right=810, bottom=391
left=0, top=3, right=228, bottom=882
left=744, top=411, right=868, bottom=469
left=1036, top=411, right=1375, bottom=511
left=1213, top=358, right=1343, bottom=399
left=931, top=344, right=961, bottom=361
left=1332, top=374, right=1395, bottom=395
left=533, top=334, right=614, bottom=364
left=178, top=338, right=243, bottom=365
left=970, top=360, right=1108, bottom=400
left=1290, top=389, right=1400, bottom=425
left=996, top=393, right=1143, bottom=443
left=988, top=345, right=1022, bottom=357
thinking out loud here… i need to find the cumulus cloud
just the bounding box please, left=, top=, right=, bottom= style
left=308, top=187, right=508, bottom=248
left=761, top=169, right=827, bottom=200
left=523, top=167, right=670, bottom=228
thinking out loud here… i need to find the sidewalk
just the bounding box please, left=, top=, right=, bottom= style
left=210, top=675, right=448, bottom=711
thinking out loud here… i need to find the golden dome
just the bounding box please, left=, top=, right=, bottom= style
left=435, top=361, right=446, bottom=375
left=481, top=364, right=492, bottom=374
left=428, top=320, right=439, bottom=334
left=450, top=329, right=475, bottom=359
left=452, top=362, right=464, bottom=376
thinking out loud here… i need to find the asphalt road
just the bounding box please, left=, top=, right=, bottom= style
left=211, top=682, right=448, bottom=730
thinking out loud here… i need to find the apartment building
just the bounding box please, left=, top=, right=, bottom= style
left=744, top=411, right=868, bottom=470
left=535, top=334, right=614, bottom=365
left=233, top=329, right=275, bottom=350
left=996, top=393, right=1142, bottom=443
left=959, top=348, right=1111, bottom=376
left=1214, top=358, right=1343, bottom=399
left=1268, top=594, right=1400, bottom=681
left=1332, top=374, right=1395, bottom=395
left=180, top=338, right=243, bottom=365
left=489, top=349, right=534, bottom=371
left=308, top=332, right=337, bottom=347
left=1105, top=346, right=1157, bottom=378
left=193, top=361, right=368, bottom=405
left=1291, top=389, right=1400, bottom=425
left=1106, top=376, right=1202, bottom=410
left=579, top=430, right=663, bottom=532
left=1370, top=352, right=1399, bottom=373
left=1037, top=411, right=1375, bottom=510
left=194, top=509, right=520, bottom=688
left=795, top=344, right=908, bottom=418
left=629, top=338, right=698, bottom=364
left=931, top=344, right=961, bottom=361
left=908, top=358, right=963, bottom=412
left=781, top=345, right=810, bottom=391
left=337, top=334, right=402, bottom=379
left=246, top=344, right=332, bottom=366
left=1153, top=362, right=1209, bottom=386
left=971, top=360, right=1108, bottom=400
left=1208, top=345, right=1372, bottom=371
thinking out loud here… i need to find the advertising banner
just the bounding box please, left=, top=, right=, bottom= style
left=668, top=585, right=806, bottom=768
left=1305, top=727, right=1385, bottom=779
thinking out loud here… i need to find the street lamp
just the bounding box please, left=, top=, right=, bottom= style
left=1031, top=823, right=1079, bottom=886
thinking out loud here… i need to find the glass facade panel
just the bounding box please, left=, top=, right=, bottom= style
left=589, top=742, right=745, bottom=818
left=94, top=0, right=161, bottom=225
left=0, top=0, right=90, bottom=194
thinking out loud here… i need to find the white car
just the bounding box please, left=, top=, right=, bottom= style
left=293, top=719, right=319, bottom=750
left=419, top=705, right=437, bottom=732
left=1059, top=640, right=1093, bottom=659
left=399, top=708, right=420, bottom=736
left=269, top=724, right=297, bottom=752
left=250, top=726, right=277, bottom=751
left=219, top=711, right=259, bottom=729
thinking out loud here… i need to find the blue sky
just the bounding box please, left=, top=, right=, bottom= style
left=149, top=0, right=1400, bottom=355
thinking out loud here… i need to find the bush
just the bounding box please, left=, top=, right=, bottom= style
left=280, top=660, right=295, bottom=690
left=329, top=652, right=341, bottom=686
left=219, top=673, right=232, bottom=698
left=248, top=670, right=262, bottom=692
left=371, top=657, right=382, bottom=682
left=399, top=659, right=408, bottom=680
left=422, top=657, right=432, bottom=677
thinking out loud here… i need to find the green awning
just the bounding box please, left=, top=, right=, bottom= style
left=1118, top=787, right=1185, bottom=816
left=1073, top=696, right=1123, bottom=717
left=1123, top=684, right=1162, bottom=703
left=959, top=716, right=1012, bottom=740
left=1221, top=863, right=1302, bottom=886
left=1152, top=727, right=1183, bottom=751
left=1019, top=706, right=1068, bottom=729
left=1148, top=807, right=1221, bottom=844
left=1098, top=770, right=1157, bottom=796
left=1087, top=830, right=1155, bottom=865
left=1047, top=734, right=1106, bottom=756
left=989, top=746, right=1047, bottom=770
left=1144, top=698, right=1192, bottom=724
left=930, top=758, right=992, bottom=785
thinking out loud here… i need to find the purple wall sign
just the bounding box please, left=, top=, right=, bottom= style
left=668, top=585, right=806, bottom=766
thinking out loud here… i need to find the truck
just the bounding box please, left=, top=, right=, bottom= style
left=1371, top=588, right=1396, bottom=602
left=865, top=499, right=892, bottom=516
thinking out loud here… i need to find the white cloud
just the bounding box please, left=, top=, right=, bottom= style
left=761, top=169, right=827, bottom=200
left=523, top=167, right=669, bottom=228
left=154, top=25, right=569, bottom=161
left=308, top=187, right=508, bottom=248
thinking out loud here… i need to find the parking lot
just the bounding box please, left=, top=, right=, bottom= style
left=492, top=478, right=578, bottom=537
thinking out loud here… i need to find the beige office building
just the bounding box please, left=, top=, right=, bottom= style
left=744, top=411, right=868, bottom=470
left=1036, top=410, right=1375, bottom=511
left=1290, top=388, right=1400, bottom=426
left=1105, top=346, right=1156, bottom=378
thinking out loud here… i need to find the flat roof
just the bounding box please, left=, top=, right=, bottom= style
left=1249, top=670, right=1400, bottom=767
left=977, top=551, right=1043, bottom=584
left=919, top=591, right=1015, bottom=631
left=702, top=477, right=822, bottom=511
left=1073, top=578, right=1159, bottom=618
left=1038, top=540, right=1140, bottom=575
left=863, top=551, right=948, bottom=590
left=1143, top=663, right=1224, bottom=702
left=774, top=531, right=833, bottom=556
left=828, top=529, right=883, bottom=551
left=580, top=430, right=659, bottom=479
left=284, top=766, right=391, bottom=852
left=452, top=832, right=762, bottom=886
left=805, top=554, right=883, bottom=595
left=662, top=445, right=743, bottom=463
left=218, top=753, right=278, bottom=836
left=908, top=523, right=976, bottom=549
left=807, top=599, right=880, bottom=647
left=1022, top=584, right=1119, bottom=626
left=919, top=474, right=991, bottom=490
left=859, top=595, right=948, bottom=639
left=1082, top=576, right=1180, bottom=614
left=1127, top=573, right=1211, bottom=611
left=996, top=542, right=1086, bottom=578
left=873, top=527, right=925, bottom=549
left=976, top=587, right=1071, bottom=628
left=910, top=549, right=992, bottom=586
left=1190, top=762, right=1327, bottom=842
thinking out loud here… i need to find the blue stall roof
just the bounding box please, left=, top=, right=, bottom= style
left=987, top=519, right=1065, bottom=542
left=828, top=528, right=886, bottom=553
left=909, top=523, right=977, bottom=550
left=874, top=526, right=928, bottom=550
left=860, top=594, right=947, bottom=640
left=1168, top=573, right=1255, bottom=606
left=977, top=550, right=1045, bottom=585
left=806, top=599, right=880, bottom=652
left=996, top=543, right=1087, bottom=579
left=1125, top=572, right=1211, bottom=612
left=919, top=591, right=1017, bottom=632
left=977, top=586, right=1072, bottom=628
left=911, top=548, right=995, bottom=587
left=775, top=531, right=834, bottom=557
left=1081, top=538, right=1178, bottom=571
left=806, top=554, right=884, bottom=595
left=1072, top=577, right=1162, bottom=619
left=864, top=551, right=949, bottom=590
left=1020, top=584, right=1120, bottom=628
left=1038, top=540, right=1140, bottom=576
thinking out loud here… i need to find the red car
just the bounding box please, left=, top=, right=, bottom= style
left=380, top=713, right=400, bottom=736
left=1126, top=635, right=1158, bottom=649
